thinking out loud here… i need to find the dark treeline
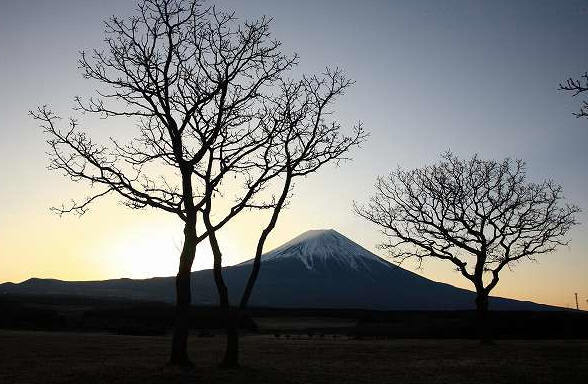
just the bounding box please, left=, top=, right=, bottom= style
left=2, top=295, right=586, bottom=340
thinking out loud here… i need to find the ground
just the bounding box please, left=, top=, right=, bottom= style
left=0, top=331, right=586, bottom=383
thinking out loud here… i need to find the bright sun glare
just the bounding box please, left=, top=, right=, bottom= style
left=99, top=225, right=217, bottom=279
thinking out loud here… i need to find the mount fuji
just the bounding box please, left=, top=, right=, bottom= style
left=0, top=229, right=552, bottom=310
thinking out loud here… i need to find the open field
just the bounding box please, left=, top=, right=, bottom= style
left=0, top=330, right=586, bottom=384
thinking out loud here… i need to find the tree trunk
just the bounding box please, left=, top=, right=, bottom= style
left=169, top=271, right=192, bottom=366
left=221, top=309, right=240, bottom=368
left=475, top=292, right=492, bottom=344
left=204, top=221, right=240, bottom=368
left=168, top=225, right=196, bottom=367
left=230, top=173, right=291, bottom=368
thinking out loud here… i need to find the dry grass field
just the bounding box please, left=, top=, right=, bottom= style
left=0, top=330, right=586, bottom=384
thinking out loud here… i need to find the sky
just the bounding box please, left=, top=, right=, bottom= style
left=1, top=0, right=587, bottom=309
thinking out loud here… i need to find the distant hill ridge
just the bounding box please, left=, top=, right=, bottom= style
left=0, top=229, right=557, bottom=311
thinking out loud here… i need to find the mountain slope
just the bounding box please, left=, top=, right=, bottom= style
left=0, top=229, right=555, bottom=310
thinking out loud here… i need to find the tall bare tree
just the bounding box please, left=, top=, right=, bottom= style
left=202, top=69, right=365, bottom=367
left=31, top=0, right=298, bottom=367
left=355, top=152, right=579, bottom=342
left=560, top=72, right=588, bottom=118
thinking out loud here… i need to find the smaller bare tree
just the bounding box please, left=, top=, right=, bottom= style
left=203, top=69, right=366, bottom=368
left=355, top=152, right=579, bottom=342
left=560, top=72, right=588, bottom=118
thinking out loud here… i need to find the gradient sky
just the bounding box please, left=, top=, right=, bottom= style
left=1, top=0, right=587, bottom=308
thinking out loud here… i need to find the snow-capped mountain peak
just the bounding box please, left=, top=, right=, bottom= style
left=255, top=229, right=387, bottom=271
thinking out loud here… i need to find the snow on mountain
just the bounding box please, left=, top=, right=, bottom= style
left=245, top=229, right=389, bottom=271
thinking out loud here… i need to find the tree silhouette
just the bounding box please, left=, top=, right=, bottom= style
left=31, top=0, right=299, bottom=367
left=203, top=69, right=365, bottom=367
left=560, top=72, right=588, bottom=118
left=355, top=152, right=579, bottom=342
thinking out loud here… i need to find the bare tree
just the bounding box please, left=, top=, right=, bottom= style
left=203, top=69, right=365, bottom=368
left=355, top=152, right=579, bottom=342
left=31, top=0, right=298, bottom=367
left=560, top=72, right=588, bottom=118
